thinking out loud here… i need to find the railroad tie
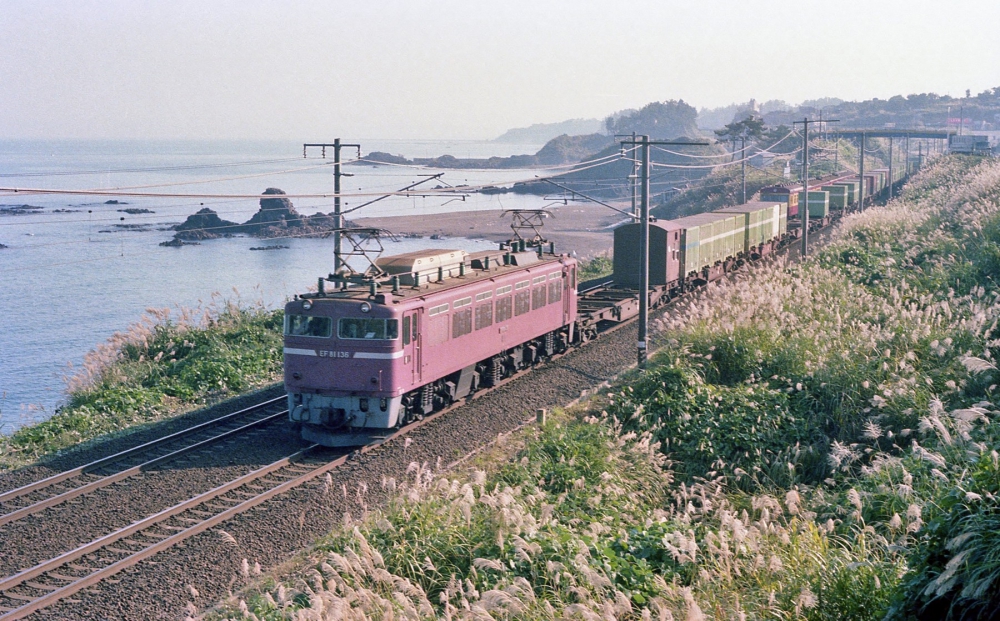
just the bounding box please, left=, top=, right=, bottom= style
left=105, top=546, right=136, bottom=555
left=24, top=581, right=59, bottom=592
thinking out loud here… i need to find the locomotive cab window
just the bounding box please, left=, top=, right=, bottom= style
left=285, top=315, right=333, bottom=338
left=402, top=316, right=411, bottom=345
left=338, top=317, right=399, bottom=340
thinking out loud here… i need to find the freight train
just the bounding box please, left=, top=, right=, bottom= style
left=284, top=170, right=889, bottom=446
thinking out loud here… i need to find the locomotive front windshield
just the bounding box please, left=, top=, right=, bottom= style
left=338, top=317, right=399, bottom=340
left=285, top=315, right=333, bottom=338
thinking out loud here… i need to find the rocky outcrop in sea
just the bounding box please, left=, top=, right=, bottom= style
left=168, top=188, right=348, bottom=243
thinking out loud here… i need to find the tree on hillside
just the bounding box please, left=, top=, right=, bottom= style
left=761, top=124, right=798, bottom=154
left=715, top=115, right=765, bottom=160
left=714, top=116, right=765, bottom=142
left=604, top=100, right=700, bottom=140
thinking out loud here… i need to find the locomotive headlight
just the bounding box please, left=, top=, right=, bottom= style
left=302, top=300, right=312, bottom=310
left=360, top=302, right=372, bottom=313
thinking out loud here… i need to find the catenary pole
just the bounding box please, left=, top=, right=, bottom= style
left=859, top=132, right=866, bottom=211
left=304, top=139, right=361, bottom=276
left=741, top=135, right=747, bottom=204
left=638, top=135, right=650, bottom=367
left=620, top=136, right=708, bottom=367
left=794, top=117, right=839, bottom=254
left=801, top=118, right=809, bottom=256
left=888, top=137, right=894, bottom=200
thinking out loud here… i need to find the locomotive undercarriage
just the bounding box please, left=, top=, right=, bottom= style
left=396, top=326, right=570, bottom=426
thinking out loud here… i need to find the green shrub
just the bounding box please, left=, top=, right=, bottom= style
left=1, top=303, right=283, bottom=468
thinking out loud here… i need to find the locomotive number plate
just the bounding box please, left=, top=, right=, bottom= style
left=318, top=351, right=351, bottom=358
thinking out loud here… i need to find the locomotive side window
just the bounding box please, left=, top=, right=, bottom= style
left=475, top=301, right=493, bottom=330
left=548, top=273, right=562, bottom=304
left=495, top=296, right=512, bottom=323
left=285, top=315, right=333, bottom=338
left=402, top=316, right=411, bottom=345
left=452, top=297, right=473, bottom=338
left=531, top=283, right=547, bottom=310
left=515, top=290, right=531, bottom=316
left=338, top=318, right=399, bottom=340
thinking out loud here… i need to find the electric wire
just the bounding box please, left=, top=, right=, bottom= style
left=651, top=146, right=803, bottom=169
left=0, top=153, right=624, bottom=200
left=651, top=130, right=797, bottom=159
left=0, top=156, right=305, bottom=178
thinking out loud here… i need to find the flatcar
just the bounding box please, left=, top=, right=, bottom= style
left=284, top=245, right=577, bottom=446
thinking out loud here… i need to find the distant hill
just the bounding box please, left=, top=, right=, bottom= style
left=494, top=118, right=605, bottom=143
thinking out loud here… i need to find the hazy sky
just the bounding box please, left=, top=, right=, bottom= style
left=3, top=0, right=998, bottom=140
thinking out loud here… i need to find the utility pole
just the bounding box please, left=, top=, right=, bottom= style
left=631, top=132, right=638, bottom=217
left=741, top=135, right=747, bottom=204
left=304, top=139, right=361, bottom=276
left=888, top=137, right=894, bottom=200
left=858, top=132, right=866, bottom=211
left=620, top=135, right=708, bottom=367
left=905, top=134, right=910, bottom=175
left=918, top=141, right=923, bottom=170
left=834, top=131, right=839, bottom=172
left=794, top=117, right=839, bottom=256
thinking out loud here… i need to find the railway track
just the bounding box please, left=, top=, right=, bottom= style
left=0, top=396, right=287, bottom=528
left=0, top=387, right=481, bottom=620
left=0, top=208, right=861, bottom=619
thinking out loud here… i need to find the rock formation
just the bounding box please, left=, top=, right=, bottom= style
left=173, top=207, right=239, bottom=240
left=168, top=188, right=346, bottom=244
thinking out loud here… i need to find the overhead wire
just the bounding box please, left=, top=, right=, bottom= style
left=0, top=156, right=306, bottom=178
left=651, top=130, right=797, bottom=160
left=62, top=159, right=344, bottom=193
left=0, top=151, right=625, bottom=201
left=652, top=146, right=802, bottom=169
left=354, top=148, right=631, bottom=174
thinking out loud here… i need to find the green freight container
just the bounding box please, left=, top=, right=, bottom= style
left=715, top=201, right=783, bottom=253
left=871, top=170, right=887, bottom=193
left=797, top=190, right=830, bottom=218
left=820, top=185, right=849, bottom=209
left=832, top=181, right=858, bottom=205
left=673, top=212, right=744, bottom=277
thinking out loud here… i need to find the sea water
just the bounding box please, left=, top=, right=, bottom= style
left=0, top=139, right=547, bottom=432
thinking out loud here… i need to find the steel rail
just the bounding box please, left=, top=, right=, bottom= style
left=0, top=395, right=286, bottom=507
left=0, top=446, right=322, bottom=619
left=0, top=380, right=484, bottom=620
left=0, top=410, right=288, bottom=528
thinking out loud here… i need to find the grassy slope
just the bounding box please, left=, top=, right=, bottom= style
left=0, top=300, right=284, bottom=470
left=205, top=155, right=1000, bottom=621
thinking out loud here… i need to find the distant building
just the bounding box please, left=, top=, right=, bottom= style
left=750, top=150, right=777, bottom=168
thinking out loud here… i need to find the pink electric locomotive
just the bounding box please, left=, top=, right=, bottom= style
left=284, top=245, right=578, bottom=446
